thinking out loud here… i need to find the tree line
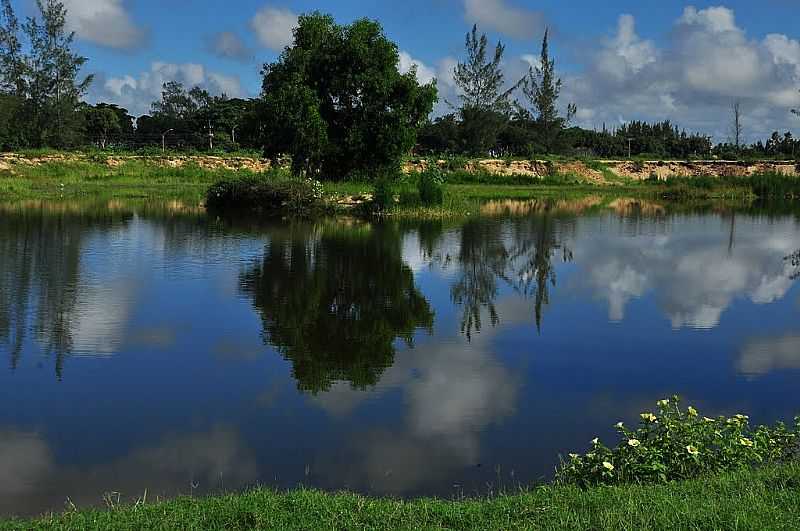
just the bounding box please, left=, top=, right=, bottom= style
left=2, top=2, right=799, bottom=170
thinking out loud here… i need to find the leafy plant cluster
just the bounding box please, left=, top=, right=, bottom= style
left=205, top=173, right=326, bottom=216
left=557, top=397, right=800, bottom=487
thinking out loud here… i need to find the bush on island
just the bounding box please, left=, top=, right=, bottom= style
left=205, top=177, right=326, bottom=215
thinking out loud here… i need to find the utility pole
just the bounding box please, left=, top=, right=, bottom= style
left=627, top=137, right=634, bottom=159
left=207, top=120, right=214, bottom=151
left=732, top=101, right=742, bottom=153
left=231, top=125, right=238, bottom=145
left=161, top=128, right=173, bottom=153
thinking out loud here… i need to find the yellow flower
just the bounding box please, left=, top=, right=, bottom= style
left=569, top=453, right=579, bottom=460
left=591, top=438, right=600, bottom=445
left=641, top=413, right=657, bottom=422
left=739, top=437, right=754, bottom=447
left=703, top=417, right=715, bottom=423
left=602, top=461, right=614, bottom=471
left=657, top=399, right=670, bottom=408
left=615, top=422, right=624, bottom=429
left=687, top=445, right=699, bottom=456
left=687, top=406, right=698, bottom=417
left=627, top=439, right=641, bottom=447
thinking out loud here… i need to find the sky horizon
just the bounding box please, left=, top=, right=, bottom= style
left=10, top=0, right=800, bottom=142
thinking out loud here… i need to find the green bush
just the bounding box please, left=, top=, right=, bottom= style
left=557, top=396, right=799, bottom=487
left=372, top=176, right=397, bottom=211
left=205, top=176, right=325, bottom=215
left=418, top=168, right=444, bottom=206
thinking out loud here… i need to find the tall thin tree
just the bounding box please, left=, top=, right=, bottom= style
left=23, top=0, right=93, bottom=147
left=453, top=24, right=513, bottom=112
left=0, top=0, right=25, bottom=95
left=523, top=28, right=575, bottom=151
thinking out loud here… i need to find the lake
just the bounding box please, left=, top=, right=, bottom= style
left=1, top=197, right=799, bottom=516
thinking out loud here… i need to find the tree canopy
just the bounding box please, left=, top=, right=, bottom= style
left=257, top=12, right=437, bottom=179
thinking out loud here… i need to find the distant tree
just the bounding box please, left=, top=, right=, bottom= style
left=1, top=0, right=29, bottom=148
left=151, top=81, right=198, bottom=123
left=0, top=0, right=25, bottom=96
left=258, top=12, right=437, bottom=179
left=23, top=0, right=93, bottom=147
left=417, top=114, right=461, bottom=155
left=522, top=28, right=575, bottom=153
left=453, top=25, right=518, bottom=155
left=84, top=104, right=122, bottom=149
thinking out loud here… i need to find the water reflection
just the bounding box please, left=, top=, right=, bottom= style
left=0, top=204, right=134, bottom=376
left=0, top=427, right=256, bottom=516
left=420, top=212, right=572, bottom=338
left=571, top=215, right=799, bottom=328
left=239, top=221, right=434, bottom=393
left=1, top=198, right=799, bottom=516
left=789, top=249, right=800, bottom=279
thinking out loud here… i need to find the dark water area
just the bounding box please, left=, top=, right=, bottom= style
left=1, top=198, right=799, bottom=516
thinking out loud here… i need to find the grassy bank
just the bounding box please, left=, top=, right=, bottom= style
left=3, top=464, right=800, bottom=530
left=1, top=157, right=796, bottom=218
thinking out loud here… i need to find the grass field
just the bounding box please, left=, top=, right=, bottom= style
left=0, top=158, right=770, bottom=218
left=2, top=464, right=799, bottom=530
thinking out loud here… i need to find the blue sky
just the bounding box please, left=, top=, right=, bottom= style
left=12, top=0, right=800, bottom=140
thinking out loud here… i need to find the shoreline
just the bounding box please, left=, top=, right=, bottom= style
left=2, top=464, right=799, bottom=530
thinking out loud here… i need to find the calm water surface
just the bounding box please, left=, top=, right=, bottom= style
left=1, top=198, right=799, bottom=516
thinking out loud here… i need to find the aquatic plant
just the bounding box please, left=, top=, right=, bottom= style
left=558, top=396, right=800, bottom=486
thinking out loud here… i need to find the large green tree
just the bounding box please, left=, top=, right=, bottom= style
left=258, top=12, right=437, bottom=179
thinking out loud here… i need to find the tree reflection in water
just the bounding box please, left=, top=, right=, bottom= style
left=441, top=210, right=573, bottom=339
left=0, top=204, right=130, bottom=377
left=789, top=249, right=800, bottom=280
left=240, top=221, right=434, bottom=394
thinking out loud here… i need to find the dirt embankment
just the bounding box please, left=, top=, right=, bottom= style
left=1, top=153, right=797, bottom=184
left=0, top=153, right=273, bottom=173
left=605, top=160, right=799, bottom=180
left=403, top=158, right=606, bottom=183
left=403, top=159, right=799, bottom=184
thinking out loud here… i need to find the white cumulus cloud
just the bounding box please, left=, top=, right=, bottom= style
left=251, top=6, right=298, bottom=51
left=63, top=0, right=146, bottom=50
left=463, top=0, right=545, bottom=40
left=92, top=62, right=245, bottom=116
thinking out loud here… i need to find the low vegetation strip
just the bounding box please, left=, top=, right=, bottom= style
left=2, top=465, right=799, bottom=530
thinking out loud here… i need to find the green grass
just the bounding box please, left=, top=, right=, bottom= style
left=2, top=157, right=797, bottom=219
left=0, top=160, right=259, bottom=202
left=2, top=464, right=799, bottom=530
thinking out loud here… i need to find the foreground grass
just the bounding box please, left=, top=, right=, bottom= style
left=3, top=464, right=800, bottom=530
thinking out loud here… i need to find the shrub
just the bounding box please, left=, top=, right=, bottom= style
left=205, top=176, right=325, bottom=215
left=557, top=396, right=799, bottom=487
left=372, top=176, right=397, bottom=211
left=418, top=168, right=444, bottom=206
